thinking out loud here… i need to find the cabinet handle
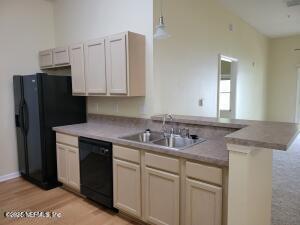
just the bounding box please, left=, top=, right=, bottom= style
left=54, top=62, right=70, bottom=66
left=40, top=53, right=51, bottom=57
left=110, top=38, right=122, bottom=43
left=88, top=92, right=106, bottom=95
left=88, top=42, right=103, bottom=47
left=55, top=50, right=67, bottom=53
left=58, top=145, right=66, bottom=151
left=71, top=47, right=81, bottom=50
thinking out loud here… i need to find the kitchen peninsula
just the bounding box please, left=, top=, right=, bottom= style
left=53, top=114, right=300, bottom=225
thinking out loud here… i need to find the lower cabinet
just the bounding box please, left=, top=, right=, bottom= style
left=56, top=143, right=80, bottom=191
left=67, top=147, right=80, bottom=190
left=56, top=144, right=68, bottom=184
left=113, top=159, right=141, bottom=218
left=112, top=145, right=224, bottom=225
left=185, top=178, right=222, bottom=225
left=144, top=167, right=180, bottom=225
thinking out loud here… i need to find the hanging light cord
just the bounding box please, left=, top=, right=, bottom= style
left=160, top=0, right=163, bottom=17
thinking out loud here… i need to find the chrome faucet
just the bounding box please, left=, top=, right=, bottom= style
left=162, top=113, right=174, bottom=136
left=160, top=114, right=192, bottom=139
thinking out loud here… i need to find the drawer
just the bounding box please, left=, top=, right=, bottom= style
left=145, top=152, right=179, bottom=174
left=113, top=145, right=140, bottom=163
left=56, top=133, right=78, bottom=147
left=56, top=143, right=79, bottom=153
left=186, top=161, right=222, bottom=186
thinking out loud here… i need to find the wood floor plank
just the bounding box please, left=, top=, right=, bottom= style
left=0, top=178, right=137, bottom=225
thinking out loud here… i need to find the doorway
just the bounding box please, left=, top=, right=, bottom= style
left=217, top=55, right=238, bottom=119
left=295, top=67, right=300, bottom=123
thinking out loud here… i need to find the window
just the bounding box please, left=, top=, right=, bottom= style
left=219, top=79, right=231, bottom=111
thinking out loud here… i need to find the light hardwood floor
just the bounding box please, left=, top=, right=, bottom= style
left=0, top=178, right=138, bottom=225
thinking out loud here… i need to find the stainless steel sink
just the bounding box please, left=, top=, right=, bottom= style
left=121, top=131, right=164, bottom=143
left=152, top=135, right=205, bottom=149
left=120, top=131, right=205, bottom=150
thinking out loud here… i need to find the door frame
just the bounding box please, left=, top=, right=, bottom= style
left=217, top=54, right=238, bottom=119
left=295, top=65, right=300, bottom=123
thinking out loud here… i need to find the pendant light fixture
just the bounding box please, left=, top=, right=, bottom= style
left=154, top=0, right=170, bottom=40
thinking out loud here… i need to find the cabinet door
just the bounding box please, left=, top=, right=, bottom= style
left=53, top=47, right=70, bottom=66
left=84, top=38, right=107, bottom=95
left=113, top=159, right=141, bottom=218
left=39, top=49, right=53, bottom=68
left=69, top=44, right=86, bottom=95
left=145, top=167, right=180, bottom=225
left=66, top=146, right=80, bottom=191
left=107, top=33, right=127, bottom=95
left=185, top=178, right=222, bottom=225
left=56, top=144, right=68, bottom=184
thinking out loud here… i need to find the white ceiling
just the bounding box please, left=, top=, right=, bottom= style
left=219, top=0, right=300, bottom=38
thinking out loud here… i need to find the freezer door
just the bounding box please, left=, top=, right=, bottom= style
left=13, top=76, right=26, bottom=175
left=23, top=75, right=44, bottom=182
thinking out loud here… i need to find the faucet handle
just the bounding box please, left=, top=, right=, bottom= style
left=186, top=128, right=190, bottom=138
left=180, top=128, right=190, bottom=138
left=167, top=113, right=174, bottom=121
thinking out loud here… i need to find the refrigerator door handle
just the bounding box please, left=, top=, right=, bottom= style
left=20, top=101, right=25, bottom=130
left=15, top=104, right=22, bottom=128
left=15, top=101, right=25, bottom=130
left=23, top=101, right=29, bottom=134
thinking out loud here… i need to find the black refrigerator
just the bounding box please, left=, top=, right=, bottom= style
left=13, top=73, right=86, bottom=189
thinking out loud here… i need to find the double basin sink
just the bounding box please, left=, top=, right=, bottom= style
left=120, top=131, right=205, bottom=150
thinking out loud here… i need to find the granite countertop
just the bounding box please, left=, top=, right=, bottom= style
left=152, top=115, right=300, bottom=150
left=53, top=122, right=229, bottom=167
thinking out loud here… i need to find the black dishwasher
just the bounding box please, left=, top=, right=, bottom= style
left=79, top=137, right=113, bottom=209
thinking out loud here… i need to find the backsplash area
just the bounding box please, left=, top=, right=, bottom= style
left=87, top=97, right=152, bottom=118
left=88, top=114, right=238, bottom=140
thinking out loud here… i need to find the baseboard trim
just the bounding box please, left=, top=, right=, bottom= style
left=0, top=172, right=20, bottom=183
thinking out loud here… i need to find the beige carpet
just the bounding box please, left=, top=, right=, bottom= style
left=272, top=135, right=300, bottom=225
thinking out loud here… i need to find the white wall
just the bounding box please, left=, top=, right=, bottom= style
left=267, top=35, right=300, bottom=122
left=53, top=0, right=154, bottom=118
left=0, top=0, right=55, bottom=176
left=154, top=0, right=269, bottom=120
left=52, top=0, right=269, bottom=120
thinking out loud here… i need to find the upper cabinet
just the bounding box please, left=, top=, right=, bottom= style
left=69, top=44, right=86, bottom=95
left=39, top=47, right=70, bottom=69
left=39, top=49, right=53, bottom=69
left=53, top=47, right=70, bottom=66
left=107, top=33, right=127, bottom=94
left=38, top=31, right=145, bottom=97
left=84, top=38, right=107, bottom=95
left=115, top=31, right=145, bottom=97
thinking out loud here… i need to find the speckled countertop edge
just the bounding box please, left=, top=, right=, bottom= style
left=53, top=114, right=300, bottom=168
left=53, top=122, right=229, bottom=167
left=152, top=115, right=300, bottom=151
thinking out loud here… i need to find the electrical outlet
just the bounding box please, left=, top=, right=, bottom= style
left=114, top=103, right=119, bottom=113
left=96, top=103, right=100, bottom=113
left=198, top=98, right=204, bottom=107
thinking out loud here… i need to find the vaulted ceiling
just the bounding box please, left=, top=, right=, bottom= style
left=219, top=0, right=300, bottom=38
